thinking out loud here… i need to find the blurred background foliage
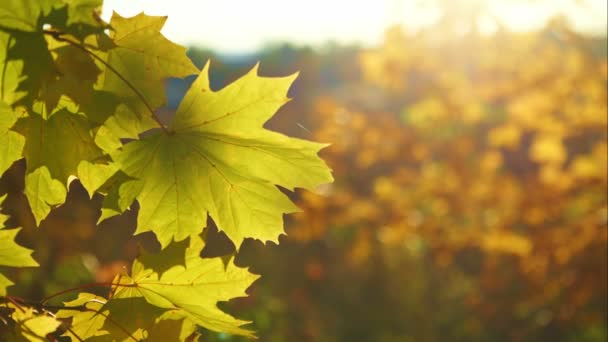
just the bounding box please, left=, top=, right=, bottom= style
left=0, top=1, right=606, bottom=341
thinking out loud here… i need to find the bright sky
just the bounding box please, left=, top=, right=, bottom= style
left=102, top=0, right=607, bottom=53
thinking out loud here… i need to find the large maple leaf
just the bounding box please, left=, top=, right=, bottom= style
left=112, top=236, right=258, bottom=337
left=113, top=62, right=333, bottom=248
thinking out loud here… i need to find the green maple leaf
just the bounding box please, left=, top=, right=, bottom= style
left=4, top=304, right=60, bottom=342
left=146, top=311, right=199, bottom=342
left=0, top=195, right=37, bottom=296
left=0, top=0, right=55, bottom=32
left=0, top=101, right=25, bottom=175
left=100, top=12, right=198, bottom=115
left=62, top=0, right=103, bottom=28
left=4, top=31, right=56, bottom=109
left=55, top=293, right=107, bottom=340
left=77, top=160, right=118, bottom=198
left=0, top=32, right=26, bottom=105
left=49, top=0, right=106, bottom=40
left=14, top=110, right=103, bottom=224
left=100, top=297, right=168, bottom=340
left=0, top=273, right=13, bottom=296
left=113, top=63, right=333, bottom=248
left=113, top=235, right=259, bottom=337
left=41, top=40, right=101, bottom=111
left=97, top=174, right=142, bottom=223
left=57, top=293, right=199, bottom=341
left=0, top=228, right=38, bottom=268
left=0, top=1, right=103, bottom=111
left=0, top=194, right=38, bottom=294
left=92, top=103, right=157, bottom=154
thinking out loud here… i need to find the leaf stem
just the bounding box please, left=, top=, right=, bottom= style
left=43, top=29, right=170, bottom=134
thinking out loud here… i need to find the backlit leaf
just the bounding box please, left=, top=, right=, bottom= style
left=113, top=235, right=259, bottom=337
left=15, top=110, right=103, bottom=224
left=0, top=100, right=25, bottom=175
left=100, top=12, right=198, bottom=115
left=4, top=303, right=61, bottom=342
left=113, top=63, right=333, bottom=248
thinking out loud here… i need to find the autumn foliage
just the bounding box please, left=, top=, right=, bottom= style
left=274, top=20, right=607, bottom=341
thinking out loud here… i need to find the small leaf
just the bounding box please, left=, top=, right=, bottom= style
left=24, top=166, right=66, bottom=225
left=77, top=160, right=118, bottom=197
left=0, top=272, right=14, bottom=296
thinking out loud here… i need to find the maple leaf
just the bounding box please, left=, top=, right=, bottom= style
left=99, top=12, right=198, bottom=115
left=0, top=228, right=38, bottom=268
left=14, top=110, right=103, bottom=224
left=55, top=293, right=107, bottom=340
left=0, top=101, right=25, bottom=175
left=0, top=32, right=27, bottom=105
left=3, top=304, right=61, bottom=342
left=57, top=293, right=199, bottom=341
left=0, top=195, right=38, bottom=295
left=77, top=160, right=118, bottom=198
left=4, top=31, right=56, bottom=109
left=0, top=0, right=54, bottom=32
left=0, top=273, right=13, bottom=296
left=41, top=40, right=101, bottom=111
left=113, top=235, right=259, bottom=337
left=113, top=62, right=333, bottom=248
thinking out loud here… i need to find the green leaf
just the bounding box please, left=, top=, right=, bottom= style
left=14, top=110, right=103, bottom=224
left=0, top=228, right=38, bottom=267
left=101, top=297, right=168, bottom=341
left=55, top=292, right=107, bottom=340
left=100, top=12, right=198, bottom=114
left=0, top=31, right=27, bottom=105
left=0, top=100, right=25, bottom=175
left=0, top=192, right=38, bottom=270
left=24, top=166, right=66, bottom=225
left=0, top=272, right=13, bottom=296
left=77, top=160, right=118, bottom=198
left=42, top=41, right=101, bottom=111
left=147, top=311, right=199, bottom=342
left=56, top=293, right=198, bottom=341
left=15, top=110, right=102, bottom=182
left=92, top=103, right=157, bottom=153
left=4, top=31, right=56, bottom=109
left=113, top=235, right=259, bottom=337
left=62, top=0, right=103, bottom=28
left=5, top=304, right=61, bottom=342
left=0, top=0, right=54, bottom=32
left=113, top=63, right=333, bottom=248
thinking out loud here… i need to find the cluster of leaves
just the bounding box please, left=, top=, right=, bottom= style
left=249, top=20, right=605, bottom=341
left=0, top=0, right=332, bottom=340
